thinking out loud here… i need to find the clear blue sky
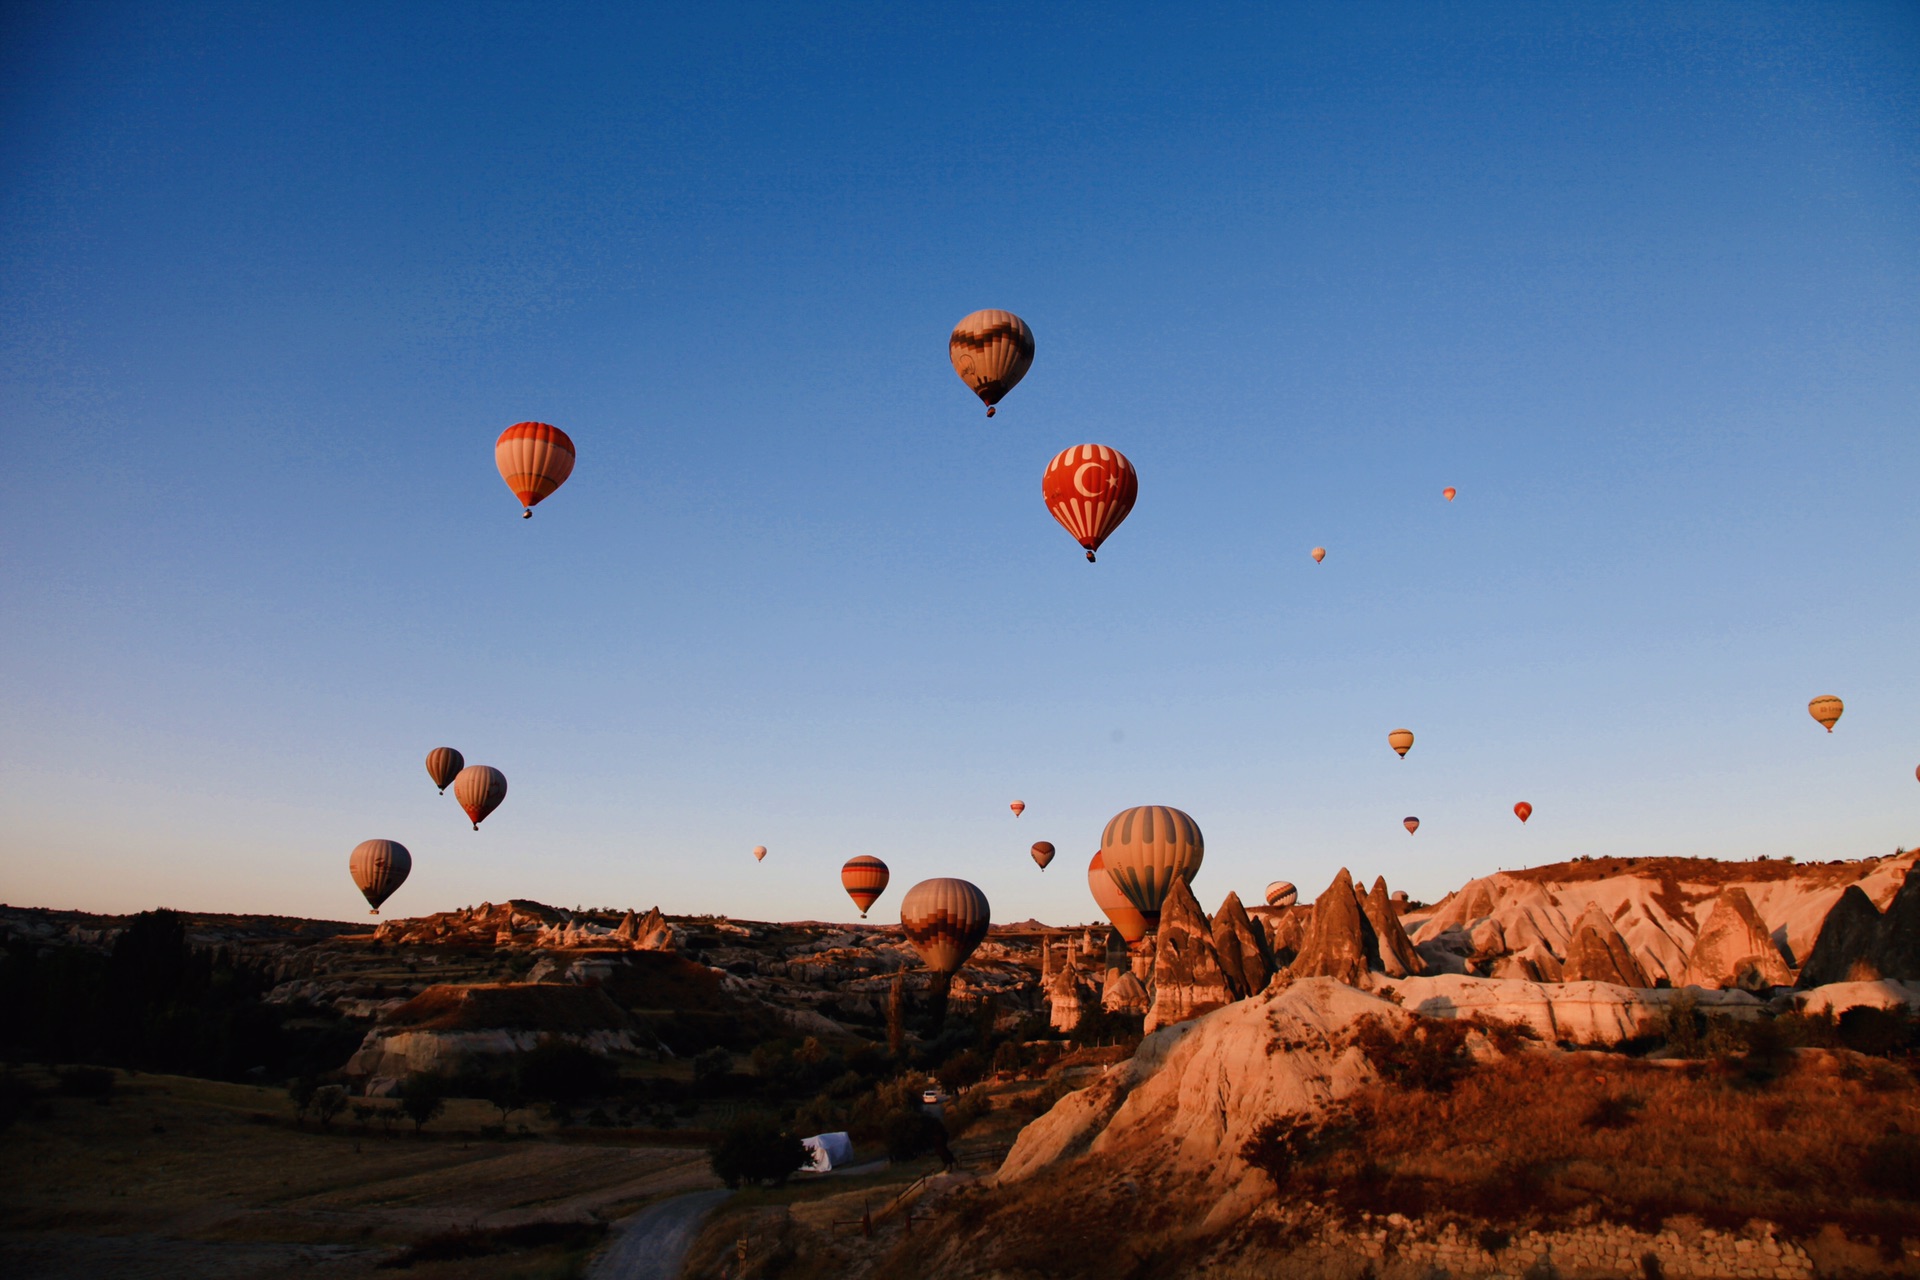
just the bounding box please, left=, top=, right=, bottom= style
left=2, top=3, right=1915, bottom=925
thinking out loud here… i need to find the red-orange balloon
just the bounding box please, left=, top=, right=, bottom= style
left=1514, top=801, right=1532, bottom=824
left=1009, top=800, right=1025, bottom=817
left=841, top=856, right=890, bottom=919
left=1310, top=547, right=1326, bottom=563
left=1403, top=816, right=1420, bottom=835
left=1088, top=849, right=1149, bottom=944
left=1043, top=444, right=1138, bottom=563
left=1442, top=487, right=1456, bottom=502
left=496, top=422, right=575, bottom=517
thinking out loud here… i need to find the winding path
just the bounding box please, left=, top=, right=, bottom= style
left=589, top=1188, right=732, bottom=1280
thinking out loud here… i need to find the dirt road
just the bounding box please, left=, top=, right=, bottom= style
left=589, top=1188, right=732, bottom=1280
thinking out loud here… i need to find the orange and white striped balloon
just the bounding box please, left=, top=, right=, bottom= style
left=495, top=422, right=575, bottom=517
left=1043, top=444, right=1138, bottom=563
left=949, top=310, right=1034, bottom=416
left=841, top=855, right=890, bottom=918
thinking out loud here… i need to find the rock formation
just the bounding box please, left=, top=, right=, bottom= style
left=1045, top=959, right=1098, bottom=1033
left=1143, top=876, right=1238, bottom=1034
left=1209, top=891, right=1272, bottom=997
left=1561, top=905, right=1651, bottom=987
left=1102, top=967, right=1149, bottom=1014
left=1686, top=886, right=1793, bottom=990
left=1285, top=868, right=1378, bottom=986
left=1362, top=876, right=1424, bottom=978
left=1798, top=869, right=1920, bottom=987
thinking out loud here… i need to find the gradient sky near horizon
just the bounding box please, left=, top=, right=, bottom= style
left=2, top=3, right=1915, bottom=927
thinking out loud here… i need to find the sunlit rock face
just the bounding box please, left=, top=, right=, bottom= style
left=1562, top=905, right=1652, bottom=987
left=1285, top=868, right=1377, bottom=986
left=1102, top=967, right=1148, bottom=1014
left=1687, top=887, right=1793, bottom=990
left=1143, top=877, right=1238, bottom=1034
left=1799, top=868, right=1920, bottom=986
left=1361, top=875, right=1425, bottom=978
left=1209, top=891, right=1272, bottom=998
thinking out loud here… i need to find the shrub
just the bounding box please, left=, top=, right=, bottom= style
left=937, top=1048, right=986, bottom=1094
left=398, top=1074, right=447, bottom=1133
left=517, top=1038, right=616, bottom=1104
left=56, top=1066, right=116, bottom=1098
left=1838, top=1006, right=1912, bottom=1057
left=882, top=1108, right=944, bottom=1162
left=312, top=1083, right=349, bottom=1130
left=1351, top=1016, right=1474, bottom=1093
left=1866, top=1130, right=1920, bottom=1199
left=1582, top=1094, right=1642, bottom=1130
left=1241, top=1111, right=1357, bottom=1191
left=708, top=1112, right=806, bottom=1189
left=1655, top=992, right=1702, bottom=1058
left=692, top=1046, right=733, bottom=1088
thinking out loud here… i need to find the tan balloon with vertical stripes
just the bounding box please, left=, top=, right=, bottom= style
left=349, top=839, right=412, bottom=914
left=1100, top=805, right=1204, bottom=931
left=1808, top=695, right=1843, bottom=732
left=495, top=422, right=575, bottom=517
left=899, top=877, right=991, bottom=975
left=1042, top=444, right=1138, bottom=562
left=949, top=310, right=1034, bottom=416
left=425, top=747, right=463, bottom=794
left=453, top=765, right=508, bottom=830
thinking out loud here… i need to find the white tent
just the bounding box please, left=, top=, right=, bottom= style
left=799, top=1131, right=854, bottom=1173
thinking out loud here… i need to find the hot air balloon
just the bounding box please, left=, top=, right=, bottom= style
left=1043, top=444, right=1138, bottom=563
left=349, top=839, right=411, bottom=914
left=1514, top=801, right=1533, bottom=824
left=1808, top=696, right=1843, bottom=732
left=1088, top=850, right=1150, bottom=944
left=1311, top=547, right=1326, bottom=563
left=1264, top=881, right=1297, bottom=909
left=1388, top=729, right=1415, bottom=759
left=1100, top=805, right=1204, bottom=933
left=425, top=747, right=464, bottom=794
left=453, top=765, right=507, bottom=830
left=841, top=856, right=890, bottom=918
left=1403, top=816, right=1420, bottom=834
left=1443, top=487, right=1457, bottom=502
left=1010, top=800, right=1025, bottom=817
left=1030, top=841, right=1055, bottom=870
left=899, top=878, right=991, bottom=974
left=495, top=422, right=575, bottom=518
left=752, top=845, right=768, bottom=862
left=949, top=310, right=1034, bottom=417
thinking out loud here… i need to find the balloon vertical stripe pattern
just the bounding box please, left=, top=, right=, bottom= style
left=495, top=422, right=576, bottom=514
left=1099, top=804, right=1204, bottom=925
left=350, top=839, right=412, bottom=914
left=453, top=765, right=508, bottom=829
left=425, top=747, right=464, bottom=793
left=1042, top=444, right=1138, bottom=561
left=949, top=310, right=1034, bottom=414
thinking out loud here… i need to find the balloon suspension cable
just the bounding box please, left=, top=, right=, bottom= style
left=522, top=508, right=532, bottom=519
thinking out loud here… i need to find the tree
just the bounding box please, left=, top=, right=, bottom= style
left=312, top=1084, right=348, bottom=1131
left=887, top=974, right=906, bottom=1061
left=708, top=1113, right=806, bottom=1189
left=287, top=1075, right=318, bottom=1123
left=518, top=1038, right=615, bottom=1105
left=487, top=1077, right=526, bottom=1127
left=399, top=1074, right=447, bottom=1134
left=691, top=1046, right=732, bottom=1089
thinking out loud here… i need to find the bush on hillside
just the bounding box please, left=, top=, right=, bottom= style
left=516, top=1037, right=616, bottom=1104
left=1351, top=1015, right=1474, bottom=1093
left=708, top=1112, right=806, bottom=1189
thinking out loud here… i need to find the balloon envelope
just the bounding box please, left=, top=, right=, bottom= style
left=1514, top=801, right=1533, bottom=824
left=752, top=845, right=768, bottom=862
left=453, top=765, right=508, bottom=829
left=899, top=878, right=990, bottom=975
left=1443, top=487, right=1457, bottom=501
left=1310, top=547, right=1326, bottom=563
left=1404, top=816, right=1420, bottom=834
left=1030, top=841, right=1055, bottom=870
left=350, top=839, right=411, bottom=914
left=425, top=747, right=464, bottom=794
left=1388, top=728, right=1415, bottom=758
left=949, top=310, right=1034, bottom=416
left=1009, top=800, right=1025, bottom=817
left=841, top=856, right=890, bottom=918
left=1808, top=695, right=1843, bottom=732
left=1101, top=805, right=1204, bottom=931
left=1088, top=850, right=1150, bottom=944
left=495, top=422, right=575, bottom=516
left=1043, top=444, right=1138, bottom=562
left=1264, top=881, right=1298, bottom=909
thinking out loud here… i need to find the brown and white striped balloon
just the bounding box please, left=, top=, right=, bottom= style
left=948, top=309, right=1034, bottom=416
left=453, top=765, right=508, bottom=830
left=900, top=877, right=991, bottom=975
left=425, top=747, right=463, bottom=794
left=349, top=839, right=411, bottom=914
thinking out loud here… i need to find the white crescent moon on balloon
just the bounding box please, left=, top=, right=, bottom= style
left=1074, top=462, right=1107, bottom=498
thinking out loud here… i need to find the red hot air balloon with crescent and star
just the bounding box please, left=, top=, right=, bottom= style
left=949, top=310, right=1034, bottom=417
left=453, top=765, right=507, bottom=830
left=841, top=856, right=890, bottom=918
left=495, top=422, right=575, bottom=518
left=1088, top=850, right=1150, bottom=944
left=1514, top=801, right=1533, bottom=824
left=350, top=839, right=412, bottom=915
left=425, top=747, right=463, bottom=794
left=1043, top=444, right=1138, bottom=563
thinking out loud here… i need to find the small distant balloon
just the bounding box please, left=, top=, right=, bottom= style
left=1010, top=800, right=1025, bottom=817
left=349, top=839, right=411, bottom=915
left=1043, top=444, right=1138, bottom=563
left=425, top=747, right=464, bottom=794
left=1311, top=547, right=1326, bottom=564
left=1388, top=728, right=1415, bottom=759
left=1264, top=881, right=1297, bottom=908
left=949, top=310, right=1034, bottom=417
left=1808, top=695, right=1843, bottom=733
left=1030, top=841, right=1055, bottom=870
left=752, top=845, right=768, bottom=862
left=841, top=856, right=890, bottom=918
left=1443, top=487, right=1457, bottom=502
left=495, top=422, right=575, bottom=518
left=453, top=765, right=507, bottom=830
left=1403, top=816, right=1420, bottom=835
left=1514, top=801, right=1533, bottom=824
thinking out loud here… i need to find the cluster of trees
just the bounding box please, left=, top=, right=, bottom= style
left=0, top=911, right=361, bottom=1080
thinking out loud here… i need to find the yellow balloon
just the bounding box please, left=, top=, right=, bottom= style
left=1808, top=695, right=1843, bottom=732
left=1388, top=728, right=1415, bottom=758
